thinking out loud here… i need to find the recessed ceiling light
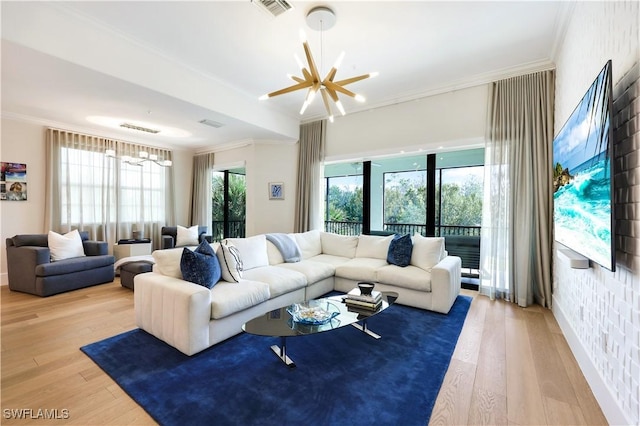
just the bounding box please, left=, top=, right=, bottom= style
left=199, top=119, right=224, bottom=128
left=86, top=116, right=191, bottom=138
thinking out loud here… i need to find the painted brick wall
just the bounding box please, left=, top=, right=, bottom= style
left=552, top=2, right=639, bottom=424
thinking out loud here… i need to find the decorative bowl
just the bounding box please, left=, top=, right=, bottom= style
left=287, top=301, right=339, bottom=325
left=358, top=282, right=375, bottom=295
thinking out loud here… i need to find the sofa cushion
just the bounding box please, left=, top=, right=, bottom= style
left=225, top=235, right=269, bottom=271
left=35, top=254, right=114, bottom=277
left=292, top=230, right=322, bottom=260
left=267, top=240, right=285, bottom=265
left=376, top=264, right=432, bottom=292
left=308, top=254, right=352, bottom=267
left=335, top=258, right=388, bottom=282
left=217, top=242, right=243, bottom=283
left=242, top=266, right=307, bottom=298
left=153, top=247, right=186, bottom=279
left=180, top=241, right=221, bottom=289
left=210, top=280, right=270, bottom=320
left=387, top=234, right=413, bottom=267
left=411, top=234, right=445, bottom=271
left=356, top=234, right=393, bottom=260
left=275, top=260, right=335, bottom=284
left=321, top=232, right=358, bottom=258
left=48, top=230, right=85, bottom=261
left=176, top=225, right=200, bottom=247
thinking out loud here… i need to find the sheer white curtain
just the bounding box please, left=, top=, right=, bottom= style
left=190, top=152, right=215, bottom=232
left=45, top=128, right=175, bottom=250
left=295, top=120, right=326, bottom=232
left=480, top=70, right=555, bottom=308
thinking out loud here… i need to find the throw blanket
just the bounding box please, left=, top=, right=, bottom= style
left=266, top=233, right=301, bottom=263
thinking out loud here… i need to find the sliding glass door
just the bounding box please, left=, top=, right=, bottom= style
left=212, top=168, right=246, bottom=241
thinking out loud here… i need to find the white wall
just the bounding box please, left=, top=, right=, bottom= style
left=552, top=2, right=640, bottom=425
left=325, top=84, right=488, bottom=161
left=208, top=141, right=298, bottom=236
left=0, top=119, right=46, bottom=285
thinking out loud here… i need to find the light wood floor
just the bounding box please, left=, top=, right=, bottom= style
left=1, top=281, right=607, bottom=425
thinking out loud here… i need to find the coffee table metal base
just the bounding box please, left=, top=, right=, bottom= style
left=270, top=337, right=295, bottom=368
left=269, top=321, right=382, bottom=367
left=350, top=319, right=381, bottom=339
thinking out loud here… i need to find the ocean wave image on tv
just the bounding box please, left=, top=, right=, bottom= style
left=552, top=60, right=613, bottom=270
left=554, top=154, right=611, bottom=268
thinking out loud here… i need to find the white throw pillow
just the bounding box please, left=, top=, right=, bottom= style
left=217, top=242, right=243, bottom=282
left=225, top=235, right=269, bottom=271
left=321, top=232, right=358, bottom=258
left=152, top=248, right=185, bottom=279
left=292, top=230, right=322, bottom=260
left=176, top=225, right=199, bottom=247
left=356, top=234, right=393, bottom=260
left=410, top=234, right=445, bottom=271
left=48, top=230, right=86, bottom=261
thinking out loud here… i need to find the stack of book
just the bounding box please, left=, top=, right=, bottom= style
left=343, top=288, right=382, bottom=312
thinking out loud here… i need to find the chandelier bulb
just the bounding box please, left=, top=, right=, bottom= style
left=369, top=71, right=380, bottom=78
left=335, top=100, right=346, bottom=116
left=355, top=94, right=366, bottom=103
left=300, top=101, right=309, bottom=115
left=258, top=94, right=269, bottom=101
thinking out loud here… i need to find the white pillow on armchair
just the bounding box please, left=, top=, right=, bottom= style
left=176, top=225, right=199, bottom=247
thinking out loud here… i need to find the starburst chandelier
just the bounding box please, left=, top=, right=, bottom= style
left=259, top=6, right=378, bottom=122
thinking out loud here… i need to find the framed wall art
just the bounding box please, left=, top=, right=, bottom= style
left=1, top=162, right=27, bottom=201
left=269, top=182, right=284, bottom=200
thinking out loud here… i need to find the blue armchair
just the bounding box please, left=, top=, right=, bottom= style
left=6, top=231, right=115, bottom=296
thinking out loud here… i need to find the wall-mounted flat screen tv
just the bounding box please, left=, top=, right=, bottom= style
left=553, top=60, right=615, bottom=271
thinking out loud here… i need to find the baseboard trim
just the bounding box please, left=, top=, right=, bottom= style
left=552, top=295, right=634, bottom=426
left=0, top=272, right=7, bottom=286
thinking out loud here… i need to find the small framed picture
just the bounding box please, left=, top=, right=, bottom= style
left=269, top=182, right=284, bottom=200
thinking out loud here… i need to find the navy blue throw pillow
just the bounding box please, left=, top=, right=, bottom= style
left=180, top=240, right=221, bottom=288
left=387, top=234, right=413, bottom=267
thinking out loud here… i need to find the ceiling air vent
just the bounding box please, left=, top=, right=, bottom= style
left=120, top=123, right=160, bottom=134
left=199, top=119, right=224, bottom=128
left=251, top=0, right=293, bottom=17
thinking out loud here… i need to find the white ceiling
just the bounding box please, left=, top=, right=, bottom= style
left=1, top=1, right=569, bottom=152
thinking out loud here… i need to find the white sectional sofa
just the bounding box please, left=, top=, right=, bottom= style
left=134, top=230, right=461, bottom=356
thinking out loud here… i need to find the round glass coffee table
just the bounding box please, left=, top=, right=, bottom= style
left=242, top=291, right=398, bottom=367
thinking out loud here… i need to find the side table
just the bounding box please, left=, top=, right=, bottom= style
left=113, top=240, right=152, bottom=261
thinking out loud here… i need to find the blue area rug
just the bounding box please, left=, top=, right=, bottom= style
left=81, top=295, right=471, bottom=426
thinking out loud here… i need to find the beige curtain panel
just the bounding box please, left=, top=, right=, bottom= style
left=294, top=120, right=326, bottom=233
left=480, top=70, right=555, bottom=308
left=190, top=152, right=215, bottom=232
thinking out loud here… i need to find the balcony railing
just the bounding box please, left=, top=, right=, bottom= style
left=211, top=220, right=246, bottom=241
left=324, top=221, right=481, bottom=237
left=324, top=221, right=363, bottom=236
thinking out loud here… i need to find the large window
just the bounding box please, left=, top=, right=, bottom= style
left=323, top=163, right=363, bottom=235
left=436, top=166, right=483, bottom=236
left=324, top=149, right=484, bottom=284
left=383, top=169, right=427, bottom=236
left=212, top=168, right=246, bottom=241
left=61, top=148, right=167, bottom=225
left=49, top=128, right=173, bottom=248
